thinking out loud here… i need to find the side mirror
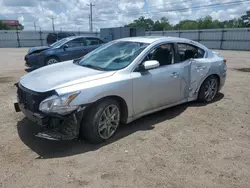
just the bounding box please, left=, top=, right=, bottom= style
left=63, top=44, right=69, bottom=50
left=142, top=60, right=160, bottom=70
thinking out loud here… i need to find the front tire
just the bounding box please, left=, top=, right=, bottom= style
left=81, top=99, right=121, bottom=144
left=45, top=56, right=59, bottom=65
left=198, top=75, right=219, bottom=102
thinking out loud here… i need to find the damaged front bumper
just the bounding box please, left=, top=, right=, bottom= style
left=14, top=102, right=86, bottom=141
left=15, top=102, right=49, bottom=126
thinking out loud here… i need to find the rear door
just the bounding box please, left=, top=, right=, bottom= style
left=175, top=43, right=210, bottom=99
left=189, top=58, right=211, bottom=97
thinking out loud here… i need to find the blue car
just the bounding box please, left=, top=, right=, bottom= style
left=25, top=36, right=104, bottom=68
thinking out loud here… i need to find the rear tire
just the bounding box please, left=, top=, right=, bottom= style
left=45, top=56, right=59, bottom=65
left=198, top=75, right=219, bottom=102
left=80, top=99, right=121, bottom=144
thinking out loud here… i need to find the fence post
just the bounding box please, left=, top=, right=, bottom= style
left=178, top=30, right=180, bottom=37
left=198, top=30, right=201, bottom=42
left=220, top=29, right=225, bottom=50
left=39, top=30, right=43, bottom=46
left=16, top=26, right=20, bottom=47
left=162, top=30, right=165, bottom=36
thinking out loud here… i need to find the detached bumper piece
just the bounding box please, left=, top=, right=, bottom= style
left=36, top=131, right=76, bottom=141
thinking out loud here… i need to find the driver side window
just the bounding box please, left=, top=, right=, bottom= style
left=66, top=38, right=84, bottom=48
left=144, top=43, right=174, bottom=67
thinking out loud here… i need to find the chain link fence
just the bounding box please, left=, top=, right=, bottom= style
left=146, top=28, right=250, bottom=50
left=1, top=28, right=250, bottom=50
left=0, top=30, right=100, bottom=48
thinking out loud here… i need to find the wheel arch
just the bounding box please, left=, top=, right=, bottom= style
left=44, top=55, right=60, bottom=65
left=91, top=95, right=129, bottom=124
left=197, top=73, right=220, bottom=94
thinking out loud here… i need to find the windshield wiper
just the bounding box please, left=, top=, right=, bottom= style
left=81, top=64, right=105, bottom=71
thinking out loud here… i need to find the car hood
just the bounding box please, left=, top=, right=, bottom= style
left=28, top=46, right=51, bottom=55
left=20, top=60, right=116, bottom=92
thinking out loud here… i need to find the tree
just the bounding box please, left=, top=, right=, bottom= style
left=175, top=20, right=198, bottom=30
left=0, top=21, right=24, bottom=30
left=241, top=10, right=250, bottom=26
left=126, top=16, right=154, bottom=30
left=0, top=21, right=11, bottom=30
left=125, top=10, right=250, bottom=31
left=153, top=17, right=172, bottom=30
left=18, top=24, right=24, bottom=30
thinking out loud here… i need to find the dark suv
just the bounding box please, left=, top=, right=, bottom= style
left=47, top=32, right=75, bottom=45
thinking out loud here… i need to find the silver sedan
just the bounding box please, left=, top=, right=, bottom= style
left=14, top=36, right=227, bottom=143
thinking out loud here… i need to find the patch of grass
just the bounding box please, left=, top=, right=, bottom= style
left=235, top=68, right=250, bottom=72
left=0, top=76, right=14, bottom=83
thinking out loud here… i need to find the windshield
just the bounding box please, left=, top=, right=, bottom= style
left=78, top=41, right=148, bottom=71
left=50, top=38, right=69, bottom=48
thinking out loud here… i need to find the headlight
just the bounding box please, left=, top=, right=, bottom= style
left=39, top=92, right=80, bottom=115
left=35, top=51, right=43, bottom=55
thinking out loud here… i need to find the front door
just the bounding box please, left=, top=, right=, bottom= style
left=83, top=37, right=105, bottom=54
left=132, top=43, right=182, bottom=116
left=59, top=38, right=85, bottom=61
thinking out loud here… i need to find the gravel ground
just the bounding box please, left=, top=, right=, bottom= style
left=0, top=48, right=249, bottom=188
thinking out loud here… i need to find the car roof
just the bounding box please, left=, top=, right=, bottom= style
left=65, top=36, right=101, bottom=40
left=117, top=36, right=208, bottom=50
left=117, top=36, right=192, bottom=44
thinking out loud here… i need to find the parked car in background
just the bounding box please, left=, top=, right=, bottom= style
left=15, top=36, right=227, bottom=143
left=46, top=32, right=75, bottom=45
left=25, top=36, right=104, bottom=68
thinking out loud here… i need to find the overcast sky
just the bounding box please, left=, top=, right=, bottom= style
left=0, top=0, right=249, bottom=31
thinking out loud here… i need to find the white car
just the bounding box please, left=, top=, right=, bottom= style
left=14, top=36, right=227, bottom=143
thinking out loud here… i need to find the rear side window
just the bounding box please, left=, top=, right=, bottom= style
left=176, top=43, right=205, bottom=62
left=85, top=38, right=103, bottom=46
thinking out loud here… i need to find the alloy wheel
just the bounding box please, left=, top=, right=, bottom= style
left=47, top=58, right=58, bottom=65
left=98, top=104, right=120, bottom=140
left=204, top=78, right=218, bottom=102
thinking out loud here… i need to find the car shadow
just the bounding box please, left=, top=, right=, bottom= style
left=25, top=68, right=36, bottom=73
left=17, top=93, right=224, bottom=159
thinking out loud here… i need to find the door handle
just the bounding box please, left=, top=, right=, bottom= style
left=171, top=72, right=179, bottom=77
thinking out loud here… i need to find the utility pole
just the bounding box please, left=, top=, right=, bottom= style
left=88, top=14, right=91, bottom=32
left=87, top=3, right=95, bottom=32
left=50, top=16, right=55, bottom=32
left=34, top=22, right=37, bottom=32
left=78, top=27, right=81, bottom=36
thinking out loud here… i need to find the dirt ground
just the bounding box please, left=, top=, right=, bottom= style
left=0, top=48, right=249, bottom=188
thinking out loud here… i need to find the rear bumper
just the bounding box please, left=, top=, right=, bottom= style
left=15, top=102, right=49, bottom=126
left=219, top=72, right=226, bottom=91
